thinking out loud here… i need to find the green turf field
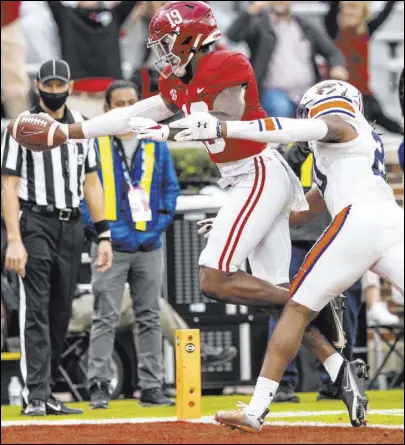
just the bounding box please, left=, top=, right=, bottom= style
left=1, top=390, right=403, bottom=427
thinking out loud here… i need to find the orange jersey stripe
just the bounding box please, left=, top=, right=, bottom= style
left=289, top=206, right=351, bottom=297
left=264, top=118, right=276, bottom=131
left=310, top=100, right=356, bottom=119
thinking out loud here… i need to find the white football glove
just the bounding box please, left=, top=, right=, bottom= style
left=169, top=112, right=221, bottom=142
left=129, top=117, right=170, bottom=142
left=197, top=218, right=215, bottom=239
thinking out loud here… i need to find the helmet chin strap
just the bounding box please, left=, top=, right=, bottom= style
left=174, top=34, right=203, bottom=77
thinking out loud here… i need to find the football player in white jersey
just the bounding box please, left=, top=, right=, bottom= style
left=169, top=80, right=404, bottom=432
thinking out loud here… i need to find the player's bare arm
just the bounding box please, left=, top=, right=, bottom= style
left=290, top=187, right=327, bottom=226
left=319, top=115, right=358, bottom=144
left=210, top=85, right=247, bottom=121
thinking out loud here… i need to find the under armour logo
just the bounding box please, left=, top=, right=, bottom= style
left=197, top=122, right=208, bottom=129
left=170, top=89, right=177, bottom=101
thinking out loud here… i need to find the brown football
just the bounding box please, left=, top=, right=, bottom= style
left=7, top=114, right=68, bottom=152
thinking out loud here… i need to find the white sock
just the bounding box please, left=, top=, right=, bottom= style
left=323, top=353, right=344, bottom=383
left=246, top=377, right=279, bottom=418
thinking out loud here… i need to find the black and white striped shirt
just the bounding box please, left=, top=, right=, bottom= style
left=1, top=105, right=98, bottom=210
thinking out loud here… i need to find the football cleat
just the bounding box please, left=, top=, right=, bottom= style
left=339, top=359, right=370, bottom=428
left=22, top=400, right=47, bottom=417
left=215, top=403, right=268, bottom=434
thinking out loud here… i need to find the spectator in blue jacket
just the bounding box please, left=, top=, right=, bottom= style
left=82, top=80, right=180, bottom=409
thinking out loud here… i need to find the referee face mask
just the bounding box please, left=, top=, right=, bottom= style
left=39, top=88, right=70, bottom=112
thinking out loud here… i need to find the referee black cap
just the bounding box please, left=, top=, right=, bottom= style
left=37, top=60, right=71, bottom=84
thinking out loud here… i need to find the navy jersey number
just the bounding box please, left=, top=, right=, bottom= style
left=313, top=157, right=328, bottom=196
left=372, top=131, right=387, bottom=181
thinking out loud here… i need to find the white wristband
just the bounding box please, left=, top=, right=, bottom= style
left=98, top=230, right=112, bottom=239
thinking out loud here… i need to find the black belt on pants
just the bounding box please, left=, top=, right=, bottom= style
left=20, top=201, right=81, bottom=222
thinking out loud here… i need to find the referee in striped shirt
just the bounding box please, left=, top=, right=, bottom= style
left=1, top=60, right=113, bottom=416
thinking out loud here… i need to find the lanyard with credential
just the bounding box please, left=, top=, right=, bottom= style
left=115, top=139, right=152, bottom=224
left=115, top=139, right=137, bottom=190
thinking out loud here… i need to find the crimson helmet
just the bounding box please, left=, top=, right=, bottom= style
left=148, top=1, right=221, bottom=79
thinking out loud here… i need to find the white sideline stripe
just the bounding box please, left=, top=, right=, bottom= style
left=267, top=409, right=404, bottom=418
left=1, top=411, right=404, bottom=429
left=264, top=421, right=404, bottom=430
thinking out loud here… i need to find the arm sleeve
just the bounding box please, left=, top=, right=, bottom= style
left=226, top=117, right=329, bottom=144
left=81, top=95, right=174, bottom=138
left=114, top=0, right=138, bottom=27
left=324, top=1, right=340, bottom=40
left=1, top=132, right=24, bottom=177
left=84, top=139, right=99, bottom=174
left=368, top=1, right=397, bottom=36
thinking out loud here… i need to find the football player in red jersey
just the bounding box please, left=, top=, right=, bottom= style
left=65, top=1, right=305, bottom=309
left=20, top=2, right=367, bottom=428
left=50, top=0, right=339, bottom=331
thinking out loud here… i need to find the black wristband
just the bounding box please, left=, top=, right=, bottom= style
left=94, top=220, right=110, bottom=236
left=98, top=236, right=112, bottom=244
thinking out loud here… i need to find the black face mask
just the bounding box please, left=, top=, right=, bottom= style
left=39, top=90, right=69, bottom=112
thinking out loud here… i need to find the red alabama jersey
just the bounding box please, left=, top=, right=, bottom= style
left=159, top=51, right=267, bottom=164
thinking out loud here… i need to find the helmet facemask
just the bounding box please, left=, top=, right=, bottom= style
left=148, top=32, right=182, bottom=79
left=148, top=29, right=203, bottom=79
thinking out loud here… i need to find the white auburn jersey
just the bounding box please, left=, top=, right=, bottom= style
left=308, top=96, right=396, bottom=218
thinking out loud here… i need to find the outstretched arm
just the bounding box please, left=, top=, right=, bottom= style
left=170, top=113, right=358, bottom=145
left=223, top=115, right=357, bottom=144
left=67, top=95, right=177, bottom=139
left=137, top=85, right=247, bottom=142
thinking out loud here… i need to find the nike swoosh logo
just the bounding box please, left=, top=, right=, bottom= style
left=331, top=303, right=347, bottom=351
left=344, top=368, right=354, bottom=393
left=47, top=402, right=62, bottom=412
left=197, top=88, right=205, bottom=94
left=19, top=128, right=45, bottom=137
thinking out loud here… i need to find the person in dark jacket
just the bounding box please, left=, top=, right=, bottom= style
left=47, top=1, right=138, bottom=80
left=324, top=1, right=403, bottom=134
left=227, top=1, right=348, bottom=117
